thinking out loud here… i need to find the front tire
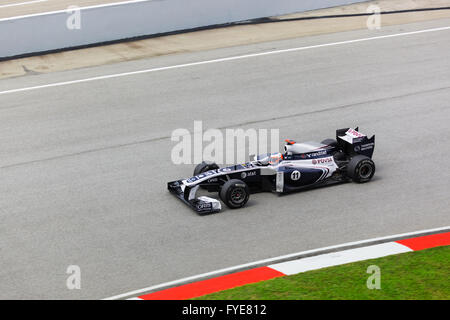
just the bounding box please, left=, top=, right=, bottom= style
left=194, top=161, right=220, bottom=190
left=219, top=179, right=250, bottom=209
left=347, top=155, right=375, bottom=183
left=193, top=161, right=219, bottom=176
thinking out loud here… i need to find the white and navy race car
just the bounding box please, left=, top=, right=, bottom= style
left=168, top=127, right=375, bottom=214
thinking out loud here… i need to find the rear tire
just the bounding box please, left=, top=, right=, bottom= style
left=347, top=155, right=375, bottom=183
left=219, top=179, right=250, bottom=209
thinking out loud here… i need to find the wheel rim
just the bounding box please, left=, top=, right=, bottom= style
left=359, top=163, right=373, bottom=179
left=230, top=187, right=246, bottom=204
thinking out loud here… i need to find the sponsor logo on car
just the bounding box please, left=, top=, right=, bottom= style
left=312, top=157, right=333, bottom=165
left=346, top=128, right=365, bottom=138
left=187, top=170, right=217, bottom=183
left=187, top=167, right=235, bottom=183
left=360, top=142, right=375, bottom=151
left=197, top=202, right=212, bottom=210
left=306, top=150, right=327, bottom=158
left=240, top=171, right=258, bottom=178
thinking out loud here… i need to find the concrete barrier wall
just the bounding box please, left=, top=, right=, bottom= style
left=0, top=0, right=367, bottom=59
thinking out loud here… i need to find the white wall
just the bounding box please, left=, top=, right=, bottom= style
left=0, top=0, right=368, bottom=59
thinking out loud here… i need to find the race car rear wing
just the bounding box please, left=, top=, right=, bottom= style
left=336, top=127, right=375, bottom=158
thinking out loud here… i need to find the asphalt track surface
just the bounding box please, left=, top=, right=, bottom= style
left=0, top=18, right=449, bottom=299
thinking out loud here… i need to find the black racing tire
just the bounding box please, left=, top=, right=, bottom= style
left=321, top=138, right=338, bottom=148
left=194, top=161, right=219, bottom=176
left=347, top=155, right=375, bottom=183
left=219, top=179, right=250, bottom=209
left=333, top=151, right=346, bottom=161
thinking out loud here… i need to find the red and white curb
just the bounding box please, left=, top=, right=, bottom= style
left=267, top=242, right=412, bottom=276
left=104, top=227, right=450, bottom=300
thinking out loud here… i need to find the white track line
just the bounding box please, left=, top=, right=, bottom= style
left=269, top=242, right=412, bottom=275
left=0, top=0, right=47, bottom=9
left=1, top=26, right=450, bottom=97
left=103, top=225, right=449, bottom=300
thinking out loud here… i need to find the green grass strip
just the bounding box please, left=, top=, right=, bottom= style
left=194, top=246, right=449, bottom=300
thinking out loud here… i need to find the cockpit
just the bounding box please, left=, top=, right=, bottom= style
left=254, top=141, right=329, bottom=166
left=255, top=152, right=283, bottom=166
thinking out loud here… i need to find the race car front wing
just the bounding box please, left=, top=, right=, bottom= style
left=167, top=180, right=221, bottom=214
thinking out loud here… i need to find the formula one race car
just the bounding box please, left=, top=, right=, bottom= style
left=167, top=127, right=375, bottom=214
